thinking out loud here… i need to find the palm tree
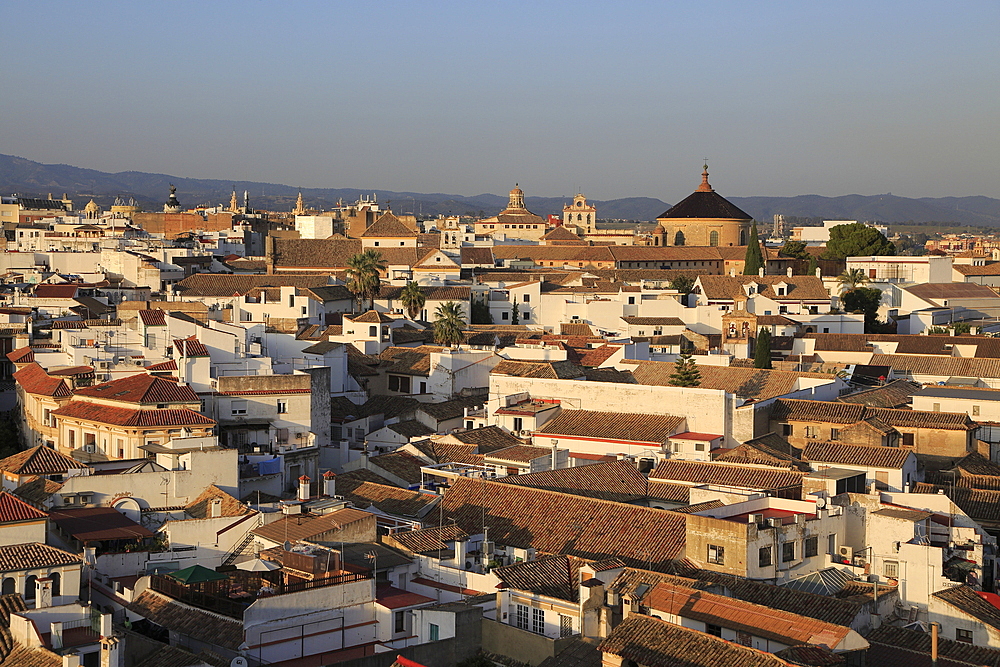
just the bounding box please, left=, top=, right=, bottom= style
left=346, top=250, right=387, bottom=312
left=400, top=281, right=426, bottom=320
left=433, top=301, right=465, bottom=348
left=836, top=268, right=870, bottom=294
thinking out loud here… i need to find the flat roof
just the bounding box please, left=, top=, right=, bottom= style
left=915, top=385, right=1000, bottom=401
left=804, top=467, right=866, bottom=481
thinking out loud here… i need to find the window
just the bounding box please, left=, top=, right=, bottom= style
left=43, top=409, right=51, bottom=426
left=502, top=311, right=509, bottom=320
left=394, top=611, right=405, bottom=633
left=804, top=426, right=817, bottom=438
left=231, top=400, right=247, bottom=415
left=369, top=325, right=378, bottom=337
left=694, top=443, right=705, bottom=452
left=515, top=604, right=529, bottom=630
left=388, top=375, right=411, bottom=393
left=84, top=433, right=96, bottom=452
left=883, top=560, right=899, bottom=578
left=429, top=623, right=440, bottom=641
left=933, top=403, right=940, bottom=412
left=830, top=428, right=840, bottom=441
left=706, top=624, right=722, bottom=637
left=956, top=629, right=973, bottom=644
left=758, top=546, right=772, bottom=567
left=466, top=421, right=473, bottom=429
left=532, top=607, right=545, bottom=635
left=277, top=400, right=288, bottom=414
left=374, top=241, right=380, bottom=246
left=522, top=294, right=530, bottom=302
left=973, top=405, right=980, bottom=416
left=781, top=424, right=793, bottom=436
left=628, top=296, right=636, bottom=305
left=513, top=417, right=523, bottom=432
left=709, top=231, right=719, bottom=246
left=782, top=541, right=795, bottom=563
left=707, top=544, right=725, bottom=565
left=559, top=614, right=573, bottom=637
left=805, top=536, right=818, bottom=558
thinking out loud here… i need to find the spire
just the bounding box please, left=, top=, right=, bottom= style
left=507, top=183, right=525, bottom=210
left=696, top=163, right=713, bottom=192
left=293, top=189, right=306, bottom=215
left=229, top=187, right=238, bottom=212
left=164, top=184, right=181, bottom=213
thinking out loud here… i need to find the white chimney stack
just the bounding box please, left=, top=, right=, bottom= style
left=51, top=621, right=63, bottom=649
left=35, top=577, right=52, bottom=608
left=210, top=498, right=223, bottom=518
left=323, top=470, right=336, bottom=497
left=62, top=652, right=80, bottom=667
left=101, top=636, right=121, bottom=667
left=298, top=475, right=311, bottom=502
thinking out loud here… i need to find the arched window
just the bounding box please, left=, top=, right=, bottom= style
left=50, top=572, right=61, bottom=597
left=674, top=231, right=685, bottom=246
left=1, top=578, right=14, bottom=595
left=25, top=575, right=36, bottom=600
left=577, top=214, right=582, bottom=221
left=709, top=231, right=719, bottom=246
left=740, top=229, right=747, bottom=245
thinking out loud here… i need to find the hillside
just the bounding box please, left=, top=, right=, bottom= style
left=2, top=153, right=999, bottom=225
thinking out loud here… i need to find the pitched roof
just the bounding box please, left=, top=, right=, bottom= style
left=0, top=490, right=48, bottom=523
left=621, top=317, right=685, bottom=326
left=872, top=353, right=1000, bottom=380
left=139, top=309, right=167, bottom=326
left=623, top=360, right=836, bottom=401
left=541, top=226, right=582, bottom=242
left=360, top=212, right=419, bottom=238
left=837, top=379, right=921, bottom=408
left=913, top=484, right=1000, bottom=522
left=12, top=363, right=72, bottom=397
left=484, top=444, right=554, bottom=463
left=349, top=310, right=394, bottom=323
left=252, top=507, right=372, bottom=543
left=51, top=401, right=216, bottom=427
left=460, top=247, right=495, bottom=265
left=491, top=359, right=586, bottom=379
left=390, top=524, right=468, bottom=555
left=439, top=478, right=686, bottom=570
left=698, top=275, right=829, bottom=301
left=367, top=451, right=427, bottom=484
left=12, top=477, right=63, bottom=506
left=599, top=614, right=788, bottom=667
left=952, top=452, right=1000, bottom=477
left=6, top=347, right=34, bottom=364
left=535, top=409, right=684, bottom=444
left=650, top=459, right=803, bottom=491
left=174, top=337, right=210, bottom=357
left=495, top=555, right=581, bottom=602
left=387, top=420, right=436, bottom=439
left=644, top=580, right=853, bottom=648
left=501, top=459, right=652, bottom=503
left=905, top=282, right=1000, bottom=301
left=0, top=445, right=80, bottom=476
left=0, top=542, right=80, bottom=572
left=715, top=441, right=802, bottom=469
left=866, top=624, right=1000, bottom=667
left=127, top=589, right=244, bottom=650
left=48, top=506, right=154, bottom=541
left=802, top=442, right=914, bottom=468
left=184, top=486, right=250, bottom=520
left=75, top=373, right=199, bottom=404
left=934, top=586, right=1000, bottom=631
left=174, top=273, right=333, bottom=297
left=339, top=481, right=438, bottom=518
left=771, top=398, right=976, bottom=431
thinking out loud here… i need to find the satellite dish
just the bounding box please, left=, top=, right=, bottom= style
left=815, top=497, right=828, bottom=510
left=231, top=659, right=248, bottom=667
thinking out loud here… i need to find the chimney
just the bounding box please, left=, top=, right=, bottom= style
left=758, top=267, right=765, bottom=277
left=786, top=266, right=793, bottom=277
left=35, top=577, right=52, bottom=608
left=298, top=475, right=311, bottom=502
left=323, top=470, right=337, bottom=497
left=931, top=622, right=939, bottom=665
left=101, top=613, right=112, bottom=638
left=51, top=621, right=63, bottom=649
left=210, top=498, right=223, bottom=518
left=62, top=652, right=80, bottom=667
left=815, top=266, right=822, bottom=278
left=101, top=636, right=121, bottom=667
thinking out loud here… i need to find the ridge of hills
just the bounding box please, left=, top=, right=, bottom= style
left=2, top=153, right=999, bottom=226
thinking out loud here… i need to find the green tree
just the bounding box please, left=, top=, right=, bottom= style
left=511, top=297, right=519, bottom=325
left=807, top=255, right=820, bottom=276
left=780, top=240, right=811, bottom=262
left=836, top=268, right=871, bottom=294
left=841, top=286, right=883, bottom=333
left=0, top=414, right=20, bottom=459
left=400, top=281, right=426, bottom=320
left=754, top=327, right=773, bottom=369
left=346, top=250, right=387, bottom=312
left=953, top=322, right=972, bottom=336
left=433, top=301, right=466, bottom=348
left=470, top=293, right=493, bottom=324
left=743, top=221, right=764, bottom=276
left=669, top=275, right=695, bottom=295
left=822, top=223, right=894, bottom=260
left=669, top=351, right=701, bottom=387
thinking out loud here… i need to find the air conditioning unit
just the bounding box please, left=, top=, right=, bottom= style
left=295, top=433, right=305, bottom=440
left=837, top=546, right=853, bottom=560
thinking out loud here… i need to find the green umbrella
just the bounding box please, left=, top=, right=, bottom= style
left=167, top=564, right=229, bottom=584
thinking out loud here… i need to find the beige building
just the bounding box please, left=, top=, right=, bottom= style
left=563, top=193, right=596, bottom=234
left=652, top=167, right=753, bottom=247
left=475, top=185, right=550, bottom=241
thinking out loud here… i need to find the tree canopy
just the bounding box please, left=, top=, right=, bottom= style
left=841, top=286, right=883, bottom=332
left=669, top=351, right=701, bottom=387
left=346, top=250, right=387, bottom=311
left=743, top=222, right=764, bottom=275
left=754, top=327, right=773, bottom=369
left=822, top=223, right=894, bottom=260
left=433, top=301, right=465, bottom=347
left=400, top=281, right=426, bottom=320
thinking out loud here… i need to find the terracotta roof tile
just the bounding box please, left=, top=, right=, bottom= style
left=484, top=444, right=554, bottom=463
left=933, top=585, right=1000, bottom=631
left=495, top=555, right=582, bottom=602
left=837, top=379, right=920, bottom=408
left=51, top=401, right=215, bottom=427
left=0, top=445, right=80, bottom=476
left=360, top=212, right=418, bottom=238
left=501, top=459, right=651, bottom=503
left=127, top=589, right=244, bottom=650
left=698, top=275, right=829, bottom=301
left=650, top=460, right=803, bottom=491
left=185, top=485, right=250, bottom=519
left=0, top=542, right=80, bottom=572
left=367, top=451, right=427, bottom=484
left=913, top=483, right=1000, bottom=522
left=339, top=481, right=438, bottom=518
left=139, top=309, right=167, bottom=326
left=252, top=507, right=372, bottom=543
left=600, top=614, right=788, bottom=667
left=12, top=477, right=62, bottom=506
left=75, top=373, right=199, bottom=404
left=439, top=479, right=686, bottom=569
left=491, top=359, right=586, bottom=379
left=6, top=347, right=34, bottom=364
left=389, top=524, right=468, bottom=555
left=0, top=490, right=49, bottom=523
left=872, top=353, right=1000, bottom=380
left=173, top=337, right=210, bottom=358
left=174, top=273, right=334, bottom=297
left=624, top=360, right=836, bottom=401
left=12, top=363, right=72, bottom=397
left=867, top=624, right=1000, bottom=667
left=536, top=409, right=684, bottom=444
left=49, top=506, right=154, bottom=541
left=802, top=442, right=913, bottom=468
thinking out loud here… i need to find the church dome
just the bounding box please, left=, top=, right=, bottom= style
left=84, top=199, right=99, bottom=213
left=657, top=166, right=752, bottom=221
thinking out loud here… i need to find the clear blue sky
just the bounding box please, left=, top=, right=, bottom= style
left=2, top=0, right=997, bottom=202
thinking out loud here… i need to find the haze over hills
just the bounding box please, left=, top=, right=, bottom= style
left=2, top=153, right=1000, bottom=226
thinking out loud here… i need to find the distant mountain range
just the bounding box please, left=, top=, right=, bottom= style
left=3, top=153, right=999, bottom=226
